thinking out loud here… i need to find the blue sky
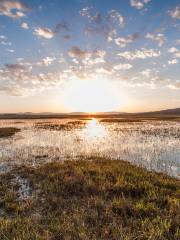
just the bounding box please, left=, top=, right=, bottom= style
left=0, top=0, right=180, bottom=113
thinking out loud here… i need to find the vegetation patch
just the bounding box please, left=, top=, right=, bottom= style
left=35, top=121, right=87, bottom=131
left=100, top=118, right=143, bottom=123
left=0, top=159, right=179, bottom=239
left=0, top=127, right=20, bottom=138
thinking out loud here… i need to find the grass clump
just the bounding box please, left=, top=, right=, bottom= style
left=36, top=121, right=86, bottom=131
left=0, top=127, right=20, bottom=138
left=0, top=159, right=179, bottom=239
left=100, top=118, right=143, bottom=123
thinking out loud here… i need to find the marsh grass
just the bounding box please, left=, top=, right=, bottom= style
left=0, top=159, right=179, bottom=239
left=0, top=127, right=20, bottom=138
left=100, top=118, right=143, bottom=123
left=35, top=121, right=86, bottom=131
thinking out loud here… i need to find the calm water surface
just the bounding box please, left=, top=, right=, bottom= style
left=0, top=118, right=179, bottom=178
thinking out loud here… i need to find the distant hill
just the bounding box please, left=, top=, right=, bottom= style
left=136, top=108, right=180, bottom=116
left=0, top=107, right=179, bottom=119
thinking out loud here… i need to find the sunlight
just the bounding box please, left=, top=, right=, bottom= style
left=61, top=77, right=125, bottom=113
left=83, top=118, right=106, bottom=138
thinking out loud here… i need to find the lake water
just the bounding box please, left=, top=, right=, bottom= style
left=0, top=118, right=180, bottom=178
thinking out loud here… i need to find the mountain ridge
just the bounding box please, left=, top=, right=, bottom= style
left=0, top=107, right=180, bottom=119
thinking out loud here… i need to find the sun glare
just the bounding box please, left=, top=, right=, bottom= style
left=62, top=77, right=125, bottom=113
left=84, top=118, right=106, bottom=138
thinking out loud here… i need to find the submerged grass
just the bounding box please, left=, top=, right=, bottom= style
left=0, top=159, right=179, bottom=239
left=0, top=127, right=20, bottom=138
left=35, top=120, right=86, bottom=131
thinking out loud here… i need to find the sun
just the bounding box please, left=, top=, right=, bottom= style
left=61, top=77, right=125, bottom=113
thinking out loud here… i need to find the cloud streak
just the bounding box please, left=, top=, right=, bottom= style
left=33, top=27, right=55, bottom=39
left=117, top=48, right=161, bottom=60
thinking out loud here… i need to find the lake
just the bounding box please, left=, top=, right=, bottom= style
left=0, top=118, right=179, bottom=178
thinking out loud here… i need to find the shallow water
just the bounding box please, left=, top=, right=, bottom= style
left=0, top=118, right=180, bottom=178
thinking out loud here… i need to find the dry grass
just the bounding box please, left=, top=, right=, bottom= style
left=0, top=158, right=179, bottom=239
left=0, top=127, right=20, bottom=138
left=100, top=118, right=143, bottom=123
left=35, top=121, right=86, bottom=131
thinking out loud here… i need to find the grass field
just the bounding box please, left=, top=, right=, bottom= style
left=0, top=159, right=179, bottom=239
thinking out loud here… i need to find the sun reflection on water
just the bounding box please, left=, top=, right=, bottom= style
left=83, top=118, right=106, bottom=139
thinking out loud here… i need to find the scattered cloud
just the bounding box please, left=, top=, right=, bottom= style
left=115, top=33, right=139, bottom=47
left=37, top=57, right=56, bottom=66
left=113, top=63, right=133, bottom=70
left=5, top=63, right=27, bottom=72
left=141, top=69, right=152, bottom=77
left=117, top=48, right=161, bottom=60
left=108, top=10, right=125, bottom=27
left=168, top=47, right=178, bottom=53
left=0, top=61, right=62, bottom=96
left=79, top=7, right=101, bottom=24
left=21, top=22, right=29, bottom=29
left=7, top=49, right=15, bottom=53
left=68, top=46, right=91, bottom=58
left=168, top=47, right=180, bottom=58
left=0, top=0, right=29, bottom=19
left=130, top=0, right=151, bottom=10
left=33, top=22, right=69, bottom=40
left=0, top=35, right=12, bottom=46
left=168, top=81, right=180, bottom=89
left=168, top=59, right=178, bottom=65
left=33, top=27, right=54, bottom=39
left=79, top=6, right=125, bottom=42
left=169, top=6, right=180, bottom=20
left=146, top=33, right=166, bottom=47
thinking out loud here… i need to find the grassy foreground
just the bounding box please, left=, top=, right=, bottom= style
left=0, top=127, right=20, bottom=138
left=0, top=159, right=179, bottom=240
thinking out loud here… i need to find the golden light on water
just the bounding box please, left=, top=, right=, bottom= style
left=83, top=118, right=106, bottom=138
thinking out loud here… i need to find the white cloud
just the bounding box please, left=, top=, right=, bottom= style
left=108, top=10, right=125, bottom=27
left=33, top=27, right=54, bottom=39
left=115, top=37, right=133, bottom=48
left=114, top=33, right=139, bottom=47
left=117, top=48, right=161, bottom=60
left=7, top=49, right=15, bottom=53
left=146, top=33, right=166, bottom=47
left=168, top=47, right=178, bottom=53
left=0, top=0, right=28, bottom=19
left=79, top=7, right=92, bottom=19
left=21, top=22, right=29, bottom=29
left=168, top=47, right=180, bottom=58
left=82, top=50, right=106, bottom=65
left=130, top=0, right=151, bottom=10
left=0, top=61, right=62, bottom=96
left=113, top=63, right=133, bottom=70
left=37, top=57, right=56, bottom=67
left=169, top=6, right=180, bottom=20
left=168, top=59, right=178, bottom=65
left=168, top=81, right=180, bottom=89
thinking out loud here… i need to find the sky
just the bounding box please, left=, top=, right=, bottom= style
left=0, top=0, right=180, bottom=113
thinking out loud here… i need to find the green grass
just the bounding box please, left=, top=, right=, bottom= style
left=0, top=127, right=20, bottom=138
left=0, top=159, right=179, bottom=239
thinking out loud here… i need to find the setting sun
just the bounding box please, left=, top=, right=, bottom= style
left=61, top=77, right=125, bottom=113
